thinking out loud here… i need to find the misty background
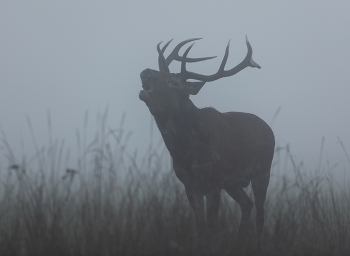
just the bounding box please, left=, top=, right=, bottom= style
left=0, top=1, right=349, bottom=181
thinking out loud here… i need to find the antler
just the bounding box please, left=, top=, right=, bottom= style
left=157, top=38, right=216, bottom=73
left=180, top=36, right=261, bottom=82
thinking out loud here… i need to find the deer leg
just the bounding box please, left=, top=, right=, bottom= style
left=224, top=185, right=253, bottom=237
left=251, top=172, right=270, bottom=252
left=204, top=189, right=221, bottom=250
left=185, top=187, right=205, bottom=238
left=206, top=189, right=221, bottom=230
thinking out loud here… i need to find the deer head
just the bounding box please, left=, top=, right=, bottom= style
left=139, top=37, right=261, bottom=117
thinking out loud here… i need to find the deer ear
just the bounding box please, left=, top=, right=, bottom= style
left=185, top=81, right=206, bottom=95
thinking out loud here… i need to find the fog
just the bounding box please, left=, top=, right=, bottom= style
left=1, top=1, right=349, bottom=180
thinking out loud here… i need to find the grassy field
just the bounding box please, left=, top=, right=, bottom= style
left=0, top=114, right=349, bottom=256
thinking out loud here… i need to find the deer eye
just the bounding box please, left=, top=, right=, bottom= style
left=167, top=80, right=178, bottom=86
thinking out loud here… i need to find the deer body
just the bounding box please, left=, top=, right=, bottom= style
left=156, top=101, right=273, bottom=191
left=139, top=38, right=274, bottom=251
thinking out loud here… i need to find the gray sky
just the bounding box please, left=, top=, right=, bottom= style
left=1, top=1, right=350, bottom=179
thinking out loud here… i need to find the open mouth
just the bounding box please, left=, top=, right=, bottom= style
left=139, top=77, right=152, bottom=102
left=142, top=82, right=150, bottom=91
left=141, top=78, right=152, bottom=92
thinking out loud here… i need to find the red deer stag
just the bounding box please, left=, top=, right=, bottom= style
left=139, top=37, right=275, bottom=251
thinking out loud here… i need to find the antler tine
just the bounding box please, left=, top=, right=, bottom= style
left=181, top=36, right=261, bottom=82
left=218, top=40, right=230, bottom=72
left=245, top=35, right=261, bottom=69
left=161, top=39, right=173, bottom=53
left=157, top=42, right=170, bottom=73
left=165, top=38, right=216, bottom=66
left=181, top=43, right=195, bottom=74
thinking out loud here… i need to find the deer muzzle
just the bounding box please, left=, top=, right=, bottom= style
left=139, top=69, right=153, bottom=102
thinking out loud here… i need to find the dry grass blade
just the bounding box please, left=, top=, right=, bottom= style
left=0, top=114, right=349, bottom=256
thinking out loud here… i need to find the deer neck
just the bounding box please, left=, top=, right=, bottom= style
left=154, top=99, right=199, bottom=130
left=153, top=99, right=201, bottom=159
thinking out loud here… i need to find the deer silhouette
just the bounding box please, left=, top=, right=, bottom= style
left=139, top=37, right=275, bottom=251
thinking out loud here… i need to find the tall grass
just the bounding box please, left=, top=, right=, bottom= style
left=0, top=111, right=349, bottom=256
